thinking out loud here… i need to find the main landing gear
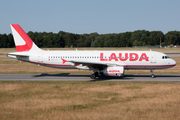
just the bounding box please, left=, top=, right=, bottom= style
left=90, top=72, right=98, bottom=79
left=150, top=69, right=155, bottom=78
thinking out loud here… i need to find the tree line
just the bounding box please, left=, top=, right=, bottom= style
left=0, top=30, right=180, bottom=48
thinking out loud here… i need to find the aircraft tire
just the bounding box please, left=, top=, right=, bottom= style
left=90, top=74, right=96, bottom=79
left=151, top=74, right=155, bottom=78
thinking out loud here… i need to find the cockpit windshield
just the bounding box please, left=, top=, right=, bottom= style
left=162, top=56, right=170, bottom=59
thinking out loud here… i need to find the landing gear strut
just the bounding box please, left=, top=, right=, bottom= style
left=150, top=69, right=155, bottom=78
left=90, top=72, right=98, bottom=79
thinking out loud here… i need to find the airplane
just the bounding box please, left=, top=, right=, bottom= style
left=8, top=24, right=176, bottom=79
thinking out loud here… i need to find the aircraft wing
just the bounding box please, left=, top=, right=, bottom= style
left=66, top=59, right=122, bottom=69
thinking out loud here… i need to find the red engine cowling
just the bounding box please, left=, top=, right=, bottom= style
left=100, top=66, right=124, bottom=76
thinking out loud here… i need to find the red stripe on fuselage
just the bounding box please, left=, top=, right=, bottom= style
left=123, top=64, right=176, bottom=69
left=20, top=60, right=175, bottom=69
left=125, top=64, right=175, bottom=67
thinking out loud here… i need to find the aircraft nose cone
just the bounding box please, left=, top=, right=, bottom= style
left=172, top=59, right=176, bottom=66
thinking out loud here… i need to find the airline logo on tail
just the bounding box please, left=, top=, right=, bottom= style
left=10, top=24, right=33, bottom=52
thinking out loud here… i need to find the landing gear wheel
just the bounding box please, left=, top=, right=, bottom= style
left=150, top=69, right=155, bottom=78
left=151, top=74, right=155, bottom=78
left=90, top=74, right=96, bottom=79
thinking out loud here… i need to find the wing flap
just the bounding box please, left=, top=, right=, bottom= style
left=67, top=60, right=107, bottom=69
left=67, top=60, right=121, bottom=69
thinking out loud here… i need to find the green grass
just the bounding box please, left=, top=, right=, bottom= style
left=1, top=81, right=180, bottom=120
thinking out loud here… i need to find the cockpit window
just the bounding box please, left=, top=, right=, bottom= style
left=162, top=56, right=170, bottom=59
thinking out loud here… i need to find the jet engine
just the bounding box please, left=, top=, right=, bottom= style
left=100, top=66, right=124, bottom=76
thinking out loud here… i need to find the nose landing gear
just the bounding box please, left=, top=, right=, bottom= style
left=150, top=69, right=155, bottom=78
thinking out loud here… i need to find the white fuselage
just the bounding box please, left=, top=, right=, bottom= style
left=15, top=50, right=176, bottom=70
left=8, top=24, right=177, bottom=78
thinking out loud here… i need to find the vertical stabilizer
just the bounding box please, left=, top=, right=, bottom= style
left=10, top=24, right=42, bottom=52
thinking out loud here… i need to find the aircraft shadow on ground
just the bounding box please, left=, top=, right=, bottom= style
left=32, top=73, right=180, bottom=81
left=33, top=73, right=89, bottom=77
left=33, top=73, right=134, bottom=81
left=89, top=76, right=134, bottom=81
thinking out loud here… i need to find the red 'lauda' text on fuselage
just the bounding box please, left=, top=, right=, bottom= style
left=107, top=70, right=120, bottom=72
left=100, top=53, right=149, bottom=61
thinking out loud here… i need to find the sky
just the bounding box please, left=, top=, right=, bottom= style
left=1, top=0, right=180, bottom=34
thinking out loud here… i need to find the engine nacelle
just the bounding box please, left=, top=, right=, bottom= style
left=100, top=66, right=124, bottom=76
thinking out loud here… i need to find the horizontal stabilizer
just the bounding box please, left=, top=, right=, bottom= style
left=8, top=52, right=29, bottom=57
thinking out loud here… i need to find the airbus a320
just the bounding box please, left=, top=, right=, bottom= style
left=8, top=24, right=176, bottom=79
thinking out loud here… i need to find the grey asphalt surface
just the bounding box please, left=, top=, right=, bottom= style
left=1, top=59, right=18, bottom=61
left=166, top=53, right=180, bottom=57
left=0, top=74, right=180, bottom=81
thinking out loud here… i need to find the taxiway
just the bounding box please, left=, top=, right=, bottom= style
left=0, top=74, right=180, bottom=82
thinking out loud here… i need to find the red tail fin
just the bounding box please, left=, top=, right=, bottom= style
left=10, top=24, right=33, bottom=52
